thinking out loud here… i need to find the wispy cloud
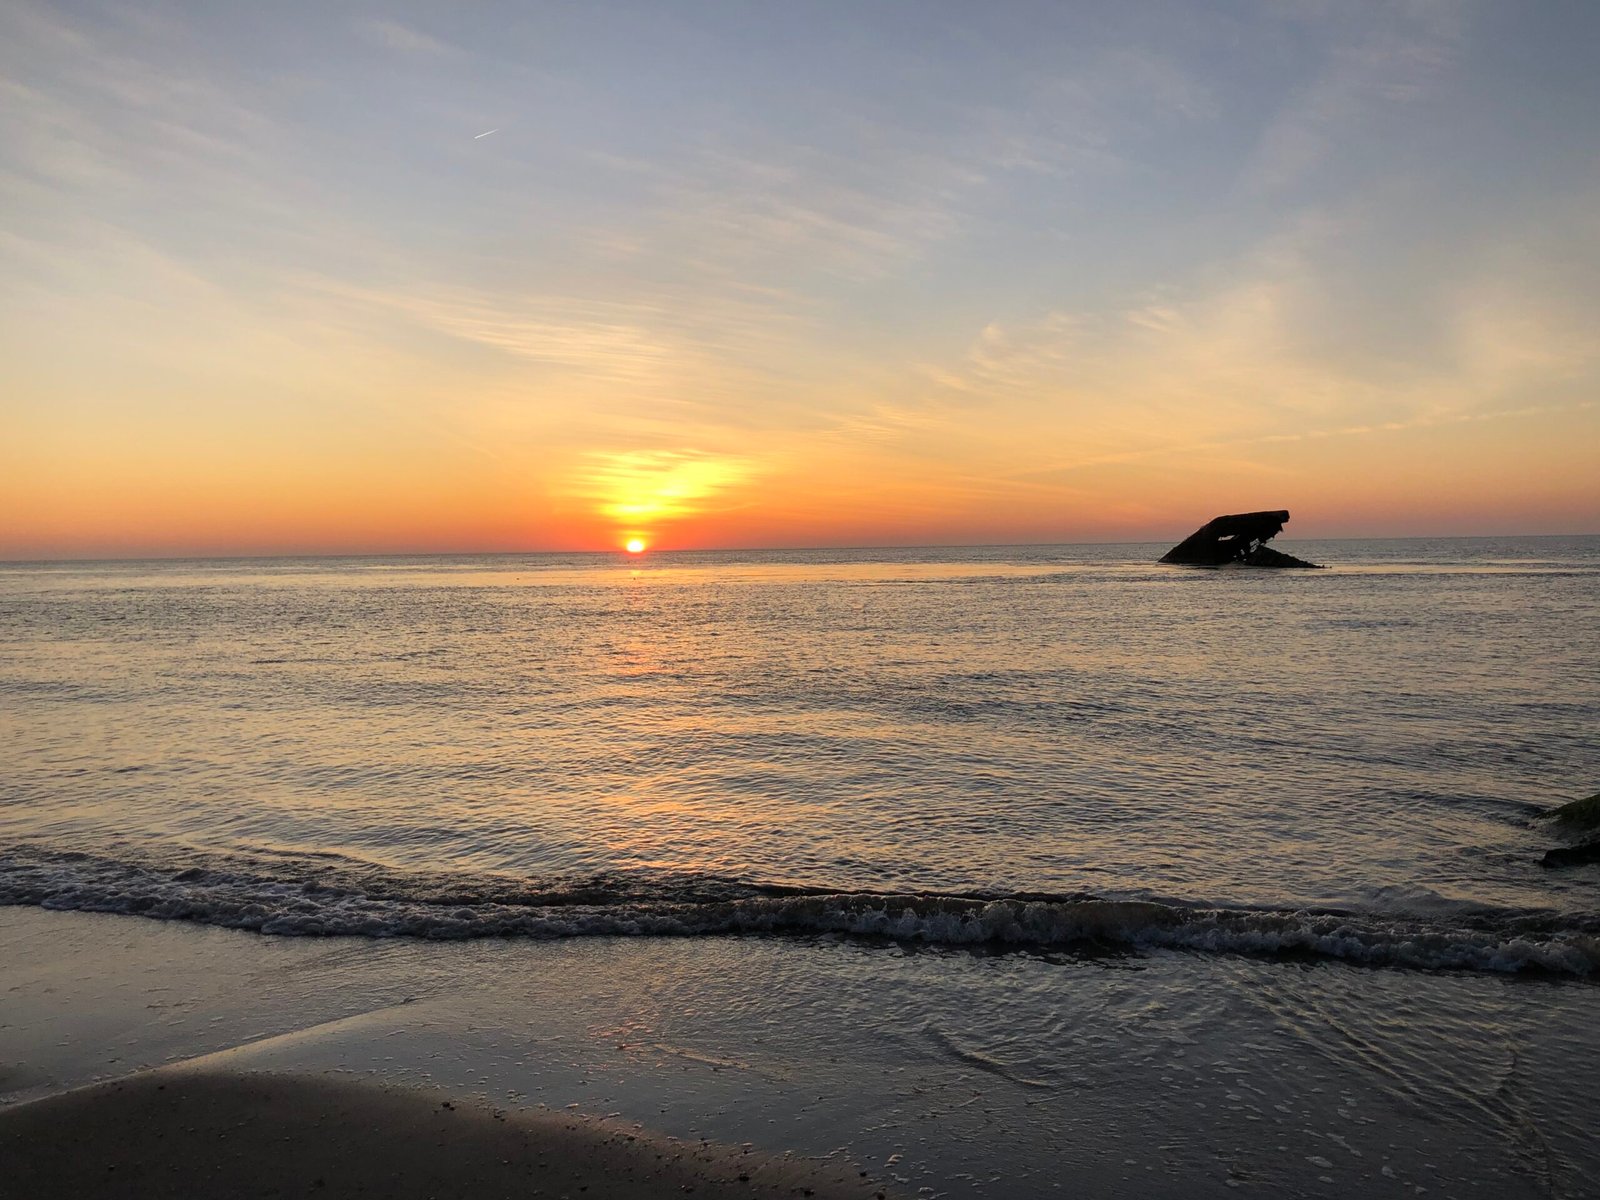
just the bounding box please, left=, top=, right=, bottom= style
left=1013, top=401, right=1598, bottom=481
left=632, top=142, right=976, bottom=284
left=1246, top=4, right=1462, bottom=193
left=906, top=194, right=1600, bottom=490
left=355, top=17, right=458, bottom=58
left=299, top=276, right=809, bottom=409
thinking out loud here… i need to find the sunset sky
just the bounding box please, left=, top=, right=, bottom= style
left=3, top=1, right=1597, bottom=557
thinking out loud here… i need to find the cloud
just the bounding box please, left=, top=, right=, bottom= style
left=982, top=45, right=1216, bottom=178
left=0, top=0, right=287, bottom=258
left=632, top=142, right=975, bottom=284
left=906, top=194, right=1600, bottom=487
left=299, top=276, right=810, bottom=412
left=1246, top=4, right=1462, bottom=193
left=1011, top=401, right=1597, bottom=482
left=560, top=449, right=762, bottom=528
left=355, top=18, right=458, bottom=57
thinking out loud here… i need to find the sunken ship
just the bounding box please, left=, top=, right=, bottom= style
left=1159, top=510, right=1321, bottom=568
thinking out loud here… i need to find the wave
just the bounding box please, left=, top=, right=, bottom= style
left=2, top=844, right=1596, bottom=978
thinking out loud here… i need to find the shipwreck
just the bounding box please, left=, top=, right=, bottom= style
left=1159, top=510, right=1322, bottom=569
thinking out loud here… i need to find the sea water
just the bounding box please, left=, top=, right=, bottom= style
left=3, top=538, right=1599, bottom=1196
left=3, top=537, right=1597, bottom=962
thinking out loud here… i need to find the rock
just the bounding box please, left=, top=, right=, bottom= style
left=1541, top=838, right=1600, bottom=869
left=1535, top=792, right=1600, bottom=868
left=1158, top=511, right=1322, bottom=568
left=1538, top=791, right=1600, bottom=832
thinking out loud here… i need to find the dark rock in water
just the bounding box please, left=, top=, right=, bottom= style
left=1159, top=510, right=1322, bottom=568
left=1534, top=792, right=1600, bottom=867
left=1542, top=838, right=1600, bottom=869
left=1538, top=791, right=1600, bottom=832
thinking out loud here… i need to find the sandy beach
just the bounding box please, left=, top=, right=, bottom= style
left=1, top=1068, right=891, bottom=1199
left=0, top=906, right=910, bottom=1198
left=7, top=904, right=1600, bottom=1198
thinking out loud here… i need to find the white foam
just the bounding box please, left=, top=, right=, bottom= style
left=4, top=847, right=1596, bottom=977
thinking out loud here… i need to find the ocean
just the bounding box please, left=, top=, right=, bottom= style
left=4, top=537, right=1599, bottom=1196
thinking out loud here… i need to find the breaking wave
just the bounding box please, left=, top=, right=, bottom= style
left=3, top=844, right=1597, bottom=978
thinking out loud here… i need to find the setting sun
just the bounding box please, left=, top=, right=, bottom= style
left=624, top=539, right=646, bottom=554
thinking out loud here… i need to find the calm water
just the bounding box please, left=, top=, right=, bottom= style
left=3, top=537, right=1597, bottom=971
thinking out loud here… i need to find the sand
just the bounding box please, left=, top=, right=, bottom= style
left=12, top=906, right=1595, bottom=1198
left=0, top=1067, right=896, bottom=1200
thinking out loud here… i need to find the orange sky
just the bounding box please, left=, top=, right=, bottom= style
left=3, top=3, right=1598, bottom=558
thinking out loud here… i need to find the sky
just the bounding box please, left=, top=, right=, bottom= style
left=3, top=0, right=1598, bottom=557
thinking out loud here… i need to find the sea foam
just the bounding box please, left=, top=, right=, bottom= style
left=4, top=845, right=1595, bottom=978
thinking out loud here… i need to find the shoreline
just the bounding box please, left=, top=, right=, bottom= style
left=6, top=905, right=1598, bottom=1198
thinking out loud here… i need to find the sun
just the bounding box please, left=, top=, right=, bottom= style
left=624, top=538, right=646, bottom=554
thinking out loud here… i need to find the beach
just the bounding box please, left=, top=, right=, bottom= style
left=2, top=1068, right=890, bottom=1200
left=1, top=906, right=904, bottom=1198
left=6, top=902, right=1600, bottom=1199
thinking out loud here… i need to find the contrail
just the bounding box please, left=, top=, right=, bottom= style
left=474, top=128, right=499, bottom=139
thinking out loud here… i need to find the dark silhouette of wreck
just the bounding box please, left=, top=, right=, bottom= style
left=1159, top=510, right=1321, bottom=568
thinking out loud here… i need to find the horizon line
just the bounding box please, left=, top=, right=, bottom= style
left=3, top=529, right=1597, bottom=566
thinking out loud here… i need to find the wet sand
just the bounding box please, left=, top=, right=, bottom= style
left=0, top=1067, right=894, bottom=1200
left=6, top=906, right=1599, bottom=1198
